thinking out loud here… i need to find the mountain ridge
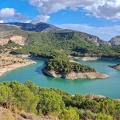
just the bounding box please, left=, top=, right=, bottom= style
left=0, top=22, right=120, bottom=45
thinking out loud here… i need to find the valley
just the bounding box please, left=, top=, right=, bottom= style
left=0, top=22, right=120, bottom=120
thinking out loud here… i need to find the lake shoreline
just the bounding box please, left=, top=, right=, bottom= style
left=70, top=56, right=120, bottom=61
left=0, top=56, right=36, bottom=77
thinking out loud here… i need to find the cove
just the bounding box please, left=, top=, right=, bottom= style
left=0, top=59, right=120, bottom=99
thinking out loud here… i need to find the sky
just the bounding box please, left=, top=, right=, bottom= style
left=1, top=0, right=120, bottom=41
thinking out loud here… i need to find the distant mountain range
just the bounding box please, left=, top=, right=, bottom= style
left=0, top=22, right=120, bottom=46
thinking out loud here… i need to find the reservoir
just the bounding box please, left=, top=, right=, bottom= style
left=0, top=59, right=120, bottom=99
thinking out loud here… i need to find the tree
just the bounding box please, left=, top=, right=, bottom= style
left=60, top=107, right=79, bottom=120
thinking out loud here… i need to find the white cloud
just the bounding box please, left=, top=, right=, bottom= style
left=0, top=8, right=29, bottom=22
left=0, top=20, right=4, bottom=23
left=29, top=0, right=120, bottom=20
left=32, top=15, right=50, bottom=23
left=0, top=8, right=15, bottom=20
left=57, top=24, right=120, bottom=41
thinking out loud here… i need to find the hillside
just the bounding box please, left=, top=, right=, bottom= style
left=0, top=22, right=120, bottom=76
left=0, top=80, right=120, bottom=120
left=0, top=23, right=120, bottom=58
left=0, top=22, right=107, bottom=46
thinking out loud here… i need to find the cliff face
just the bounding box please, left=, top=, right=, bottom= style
left=0, top=35, right=27, bottom=46
left=85, top=34, right=109, bottom=46
left=9, top=35, right=27, bottom=45
left=109, top=36, right=120, bottom=45
left=42, top=68, right=109, bottom=80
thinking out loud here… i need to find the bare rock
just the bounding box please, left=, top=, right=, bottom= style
left=83, top=94, right=106, bottom=100
left=42, top=68, right=109, bottom=80
left=9, top=35, right=27, bottom=45
left=109, top=64, right=120, bottom=70
left=109, top=36, right=120, bottom=45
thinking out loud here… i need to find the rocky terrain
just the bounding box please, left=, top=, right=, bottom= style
left=109, top=36, right=120, bottom=45
left=42, top=68, right=109, bottom=80
left=109, top=63, right=120, bottom=70
left=0, top=107, right=58, bottom=120
left=0, top=56, right=36, bottom=77
left=83, top=94, right=106, bottom=100
left=0, top=33, right=27, bottom=46
left=1, top=22, right=120, bottom=46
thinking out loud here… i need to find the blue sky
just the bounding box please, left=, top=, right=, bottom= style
left=1, top=0, right=120, bottom=41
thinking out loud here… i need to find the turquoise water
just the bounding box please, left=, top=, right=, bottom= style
left=0, top=59, right=120, bottom=98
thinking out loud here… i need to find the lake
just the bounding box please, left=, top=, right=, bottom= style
left=0, top=59, right=120, bottom=98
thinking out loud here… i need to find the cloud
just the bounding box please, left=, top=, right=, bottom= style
left=0, top=8, right=29, bottom=22
left=29, top=0, right=120, bottom=20
left=14, top=13, right=28, bottom=22
left=57, top=24, right=120, bottom=41
left=0, top=8, right=15, bottom=20
left=32, top=15, right=50, bottom=23
left=0, top=20, right=4, bottom=23
left=29, top=0, right=97, bottom=15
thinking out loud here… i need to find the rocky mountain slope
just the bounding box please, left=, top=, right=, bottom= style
left=109, top=36, right=120, bottom=45
left=0, top=22, right=120, bottom=46
left=0, top=22, right=107, bottom=46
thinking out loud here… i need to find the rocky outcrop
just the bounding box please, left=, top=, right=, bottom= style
left=42, top=68, right=109, bottom=80
left=85, top=34, right=108, bottom=46
left=109, top=64, right=120, bottom=70
left=9, top=35, right=27, bottom=45
left=0, top=107, right=59, bottom=120
left=109, top=36, right=120, bottom=45
left=0, top=35, right=27, bottom=46
left=83, top=94, right=106, bottom=100
left=0, top=107, right=26, bottom=120
left=0, top=39, right=9, bottom=45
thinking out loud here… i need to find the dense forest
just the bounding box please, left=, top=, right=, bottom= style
left=45, top=53, right=96, bottom=73
left=0, top=80, right=120, bottom=120
left=11, top=32, right=120, bottom=58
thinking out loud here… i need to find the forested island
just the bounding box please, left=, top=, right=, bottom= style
left=42, top=54, right=109, bottom=79
left=0, top=80, right=120, bottom=120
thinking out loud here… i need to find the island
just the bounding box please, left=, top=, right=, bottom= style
left=42, top=54, right=109, bottom=80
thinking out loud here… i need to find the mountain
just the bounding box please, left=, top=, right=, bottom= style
left=109, top=36, right=120, bottom=45
left=0, top=22, right=108, bottom=46
left=6, top=22, right=73, bottom=33
left=1, top=22, right=120, bottom=46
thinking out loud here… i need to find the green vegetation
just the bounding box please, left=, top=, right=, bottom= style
left=11, top=32, right=120, bottom=58
left=0, top=80, right=120, bottom=120
left=0, top=43, right=21, bottom=55
left=45, top=54, right=96, bottom=73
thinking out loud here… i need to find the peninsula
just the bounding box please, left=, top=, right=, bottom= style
left=0, top=56, right=36, bottom=77
left=109, top=63, right=120, bottom=70
left=42, top=54, right=109, bottom=80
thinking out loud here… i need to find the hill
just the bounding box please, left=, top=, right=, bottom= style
left=0, top=22, right=107, bottom=45
left=0, top=80, right=120, bottom=120
left=0, top=22, right=120, bottom=59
